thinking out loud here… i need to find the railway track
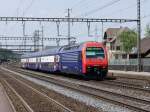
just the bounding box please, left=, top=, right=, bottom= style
left=1, top=80, right=34, bottom=112
left=6, top=65, right=150, bottom=92
left=2, top=66, right=150, bottom=112
left=0, top=69, right=74, bottom=112
left=11, top=65, right=150, bottom=91
left=100, top=80, right=150, bottom=92
left=10, top=66, right=150, bottom=93
left=114, top=76, right=150, bottom=85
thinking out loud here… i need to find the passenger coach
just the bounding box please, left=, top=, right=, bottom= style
left=21, top=41, right=108, bottom=80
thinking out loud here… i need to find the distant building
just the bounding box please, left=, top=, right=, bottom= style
left=141, top=37, right=150, bottom=58
left=130, top=37, right=150, bottom=58
left=104, top=27, right=130, bottom=60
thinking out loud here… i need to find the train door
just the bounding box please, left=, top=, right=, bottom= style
left=78, top=52, right=82, bottom=74
left=37, top=57, right=41, bottom=70
left=36, top=58, right=38, bottom=69
left=54, top=55, right=60, bottom=71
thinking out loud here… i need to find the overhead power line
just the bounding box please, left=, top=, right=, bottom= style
left=7, top=0, right=36, bottom=36
left=79, top=0, right=121, bottom=17
left=102, top=3, right=137, bottom=17
left=142, top=14, right=150, bottom=19
left=100, top=0, right=147, bottom=18
left=2, top=0, right=24, bottom=36
left=22, top=0, right=36, bottom=16
left=14, top=0, right=24, bottom=17
left=101, top=0, right=148, bottom=17
left=71, top=0, right=88, bottom=9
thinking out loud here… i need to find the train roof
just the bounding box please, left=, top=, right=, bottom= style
left=21, top=41, right=103, bottom=58
left=22, top=47, right=62, bottom=58
left=59, top=41, right=101, bottom=52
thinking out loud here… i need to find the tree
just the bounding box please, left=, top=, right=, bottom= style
left=119, top=30, right=137, bottom=71
left=145, top=24, right=150, bottom=37
left=119, top=30, right=137, bottom=55
left=0, top=48, right=18, bottom=61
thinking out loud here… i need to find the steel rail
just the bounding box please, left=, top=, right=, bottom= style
left=100, top=80, right=150, bottom=92
left=1, top=68, right=74, bottom=112
left=2, top=80, right=34, bottom=112
left=13, top=66, right=150, bottom=92
left=0, top=83, right=17, bottom=112
left=3, top=67, right=150, bottom=112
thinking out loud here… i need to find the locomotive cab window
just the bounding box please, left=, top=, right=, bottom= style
left=86, top=47, right=105, bottom=59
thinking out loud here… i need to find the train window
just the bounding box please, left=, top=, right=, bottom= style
left=63, top=46, right=79, bottom=51
left=63, top=47, right=70, bottom=50
left=86, top=47, right=105, bottom=59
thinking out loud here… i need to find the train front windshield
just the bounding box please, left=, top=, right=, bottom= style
left=86, top=47, right=105, bottom=59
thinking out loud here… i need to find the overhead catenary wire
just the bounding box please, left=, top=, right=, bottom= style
left=1, top=0, right=149, bottom=49
left=142, top=14, right=150, bottom=19
left=101, top=3, right=138, bottom=17
left=71, top=0, right=88, bottom=9
left=14, top=0, right=24, bottom=17
left=11, top=0, right=36, bottom=50
left=100, top=0, right=148, bottom=18
left=1, top=0, right=24, bottom=36
left=78, top=0, right=121, bottom=17
left=8, top=0, right=36, bottom=32
left=22, top=0, right=36, bottom=16
left=72, top=0, right=102, bottom=17
left=71, top=0, right=100, bottom=11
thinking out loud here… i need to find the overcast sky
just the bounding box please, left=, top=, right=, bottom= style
left=0, top=0, right=150, bottom=47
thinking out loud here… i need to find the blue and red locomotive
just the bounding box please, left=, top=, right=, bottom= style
left=21, top=41, right=108, bottom=80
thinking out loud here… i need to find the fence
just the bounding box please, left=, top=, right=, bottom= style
left=109, top=59, right=150, bottom=72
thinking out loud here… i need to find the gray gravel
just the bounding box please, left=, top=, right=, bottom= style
left=41, top=74, right=150, bottom=102
left=23, top=75, right=134, bottom=112
left=3, top=70, right=133, bottom=112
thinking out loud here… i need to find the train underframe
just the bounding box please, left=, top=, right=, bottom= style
left=22, top=63, right=108, bottom=80
left=85, top=66, right=108, bottom=80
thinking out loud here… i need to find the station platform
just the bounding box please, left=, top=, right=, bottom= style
left=0, top=84, right=14, bottom=112
left=109, top=70, right=150, bottom=79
